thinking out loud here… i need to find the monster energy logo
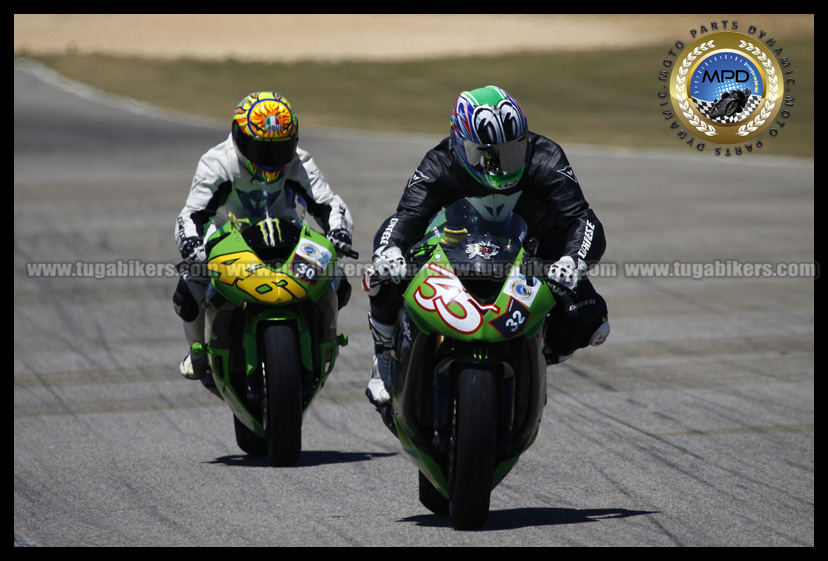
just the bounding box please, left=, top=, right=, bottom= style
left=258, top=218, right=282, bottom=246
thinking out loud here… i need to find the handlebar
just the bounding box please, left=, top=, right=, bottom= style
left=546, top=278, right=578, bottom=297
left=363, top=261, right=578, bottom=299
left=341, top=248, right=359, bottom=260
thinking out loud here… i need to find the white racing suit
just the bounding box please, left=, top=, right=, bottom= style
left=173, top=133, right=353, bottom=370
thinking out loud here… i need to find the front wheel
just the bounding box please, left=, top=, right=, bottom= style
left=262, top=323, right=303, bottom=466
left=450, top=366, right=498, bottom=530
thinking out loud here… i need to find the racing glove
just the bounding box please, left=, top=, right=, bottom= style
left=178, top=236, right=207, bottom=265
left=326, top=228, right=353, bottom=255
left=372, top=245, right=407, bottom=284
left=545, top=256, right=588, bottom=291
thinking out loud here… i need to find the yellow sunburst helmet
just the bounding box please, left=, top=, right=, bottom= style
left=232, top=92, right=299, bottom=182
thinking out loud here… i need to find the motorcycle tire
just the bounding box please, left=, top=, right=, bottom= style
left=418, top=470, right=449, bottom=516
left=449, top=365, right=498, bottom=530
left=262, top=323, right=303, bottom=466
left=233, top=415, right=267, bottom=457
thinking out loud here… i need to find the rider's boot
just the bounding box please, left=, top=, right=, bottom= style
left=178, top=307, right=208, bottom=379
left=179, top=350, right=221, bottom=398
left=174, top=273, right=218, bottom=397
left=179, top=351, right=208, bottom=379
left=542, top=346, right=575, bottom=365
left=365, top=313, right=394, bottom=408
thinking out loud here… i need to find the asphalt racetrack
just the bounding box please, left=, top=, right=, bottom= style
left=14, top=61, right=814, bottom=546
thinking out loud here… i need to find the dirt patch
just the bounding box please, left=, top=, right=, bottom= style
left=14, top=14, right=813, bottom=62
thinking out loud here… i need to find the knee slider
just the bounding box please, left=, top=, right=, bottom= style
left=588, top=317, right=610, bottom=347
left=172, top=277, right=200, bottom=322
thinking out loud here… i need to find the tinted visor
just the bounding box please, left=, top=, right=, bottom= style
left=233, top=124, right=298, bottom=169
left=463, top=133, right=527, bottom=176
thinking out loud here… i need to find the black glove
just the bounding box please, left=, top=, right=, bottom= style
left=327, top=228, right=353, bottom=255
left=178, top=236, right=207, bottom=264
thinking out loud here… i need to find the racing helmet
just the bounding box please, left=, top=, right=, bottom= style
left=232, top=92, right=299, bottom=182
left=450, top=85, right=528, bottom=190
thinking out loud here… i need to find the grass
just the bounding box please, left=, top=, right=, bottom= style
left=22, top=38, right=814, bottom=158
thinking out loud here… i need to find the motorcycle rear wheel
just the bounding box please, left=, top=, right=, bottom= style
left=418, top=470, right=449, bottom=516
left=449, top=366, right=497, bottom=530
left=233, top=416, right=267, bottom=456
left=262, top=323, right=303, bottom=466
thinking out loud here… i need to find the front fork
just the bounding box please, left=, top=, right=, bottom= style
left=432, top=359, right=516, bottom=456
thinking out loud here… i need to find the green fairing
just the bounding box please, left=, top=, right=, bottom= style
left=386, top=198, right=561, bottom=516
left=402, top=211, right=556, bottom=342
left=193, top=213, right=346, bottom=451
left=206, top=218, right=337, bottom=308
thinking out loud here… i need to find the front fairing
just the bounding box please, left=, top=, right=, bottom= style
left=403, top=199, right=556, bottom=342
left=205, top=209, right=337, bottom=308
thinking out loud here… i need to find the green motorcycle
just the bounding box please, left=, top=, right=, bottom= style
left=191, top=209, right=354, bottom=466
left=366, top=198, right=562, bottom=529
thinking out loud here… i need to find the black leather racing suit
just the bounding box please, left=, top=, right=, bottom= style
left=370, top=132, right=608, bottom=354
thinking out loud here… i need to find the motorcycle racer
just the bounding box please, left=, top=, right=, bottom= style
left=364, top=85, right=610, bottom=407
left=173, top=91, right=354, bottom=384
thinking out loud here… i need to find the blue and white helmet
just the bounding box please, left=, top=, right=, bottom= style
left=450, top=85, right=529, bottom=190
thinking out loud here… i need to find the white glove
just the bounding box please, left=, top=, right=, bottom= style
left=546, top=256, right=587, bottom=291
left=372, top=245, right=407, bottom=284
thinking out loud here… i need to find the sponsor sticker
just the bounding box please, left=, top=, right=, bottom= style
left=658, top=21, right=797, bottom=156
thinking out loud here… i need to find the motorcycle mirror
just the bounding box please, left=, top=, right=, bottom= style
left=525, top=237, right=539, bottom=257
left=524, top=237, right=540, bottom=285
